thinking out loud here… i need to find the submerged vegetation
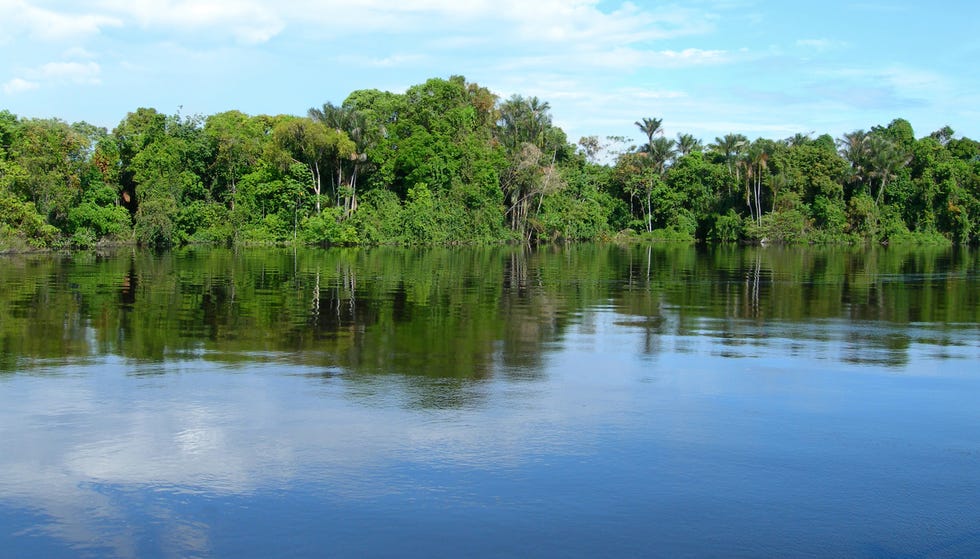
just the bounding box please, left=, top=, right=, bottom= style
left=1, top=76, right=978, bottom=250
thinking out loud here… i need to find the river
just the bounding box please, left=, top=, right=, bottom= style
left=1, top=244, right=978, bottom=557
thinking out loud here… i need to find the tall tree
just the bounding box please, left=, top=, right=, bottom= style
left=837, top=129, right=869, bottom=185
left=710, top=133, right=749, bottom=181
left=647, top=137, right=676, bottom=175
left=785, top=132, right=812, bottom=147
left=268, top=118, right=355, bottom=214
left=309, top=102, right=374, bottom=217
left=498, top=94, right=567, bottom=240
left=634, top=117, right=664, bottom=151
left=741, top=139, right=775, bottom=224
left=676, top=133, right=702, bottom=156
left=499, top=95, right=554, bottom=151
left=205, top=111, right=264, bottom=212
left=6, top=118, right=89, bottom=226
left=867, top=135, right=910, bottom=206
left=111, top=108, right=167, bottom=212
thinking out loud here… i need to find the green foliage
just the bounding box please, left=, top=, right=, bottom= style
left=67, top=202, right=130, bottom=238
left=135, top=195, right=178, bottom=247
left=746, top=209, right=811, bottom=243
left=5, top=118, right=88, bottom=226
left=205, top=110, right=267, bottom=210
left=1, top=80, right=979, bottom=248
left=403, top=183, right=436, bottom=244
left=847, top=193, right=879, bottom=239
left=301, top=208, right=360, bottom=246
left=71, top=227, right=98, bottom=249
left=351, top=189, right=404, bottom=244
left=537, top=188, right=608, bottom=241
left=0, top=191, right=59, bottom=248
left=811, top=195, right=847, bottom=234
left=711, top=209, right=745, bottom=242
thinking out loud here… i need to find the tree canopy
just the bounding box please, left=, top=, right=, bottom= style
left=1, top=80, right=978, bottom=251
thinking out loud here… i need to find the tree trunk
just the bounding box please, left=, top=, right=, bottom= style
left=313, top=161, right=322, bottom=214
left=646, top=187, right=653, bottom=232
left=755, top=174, right=763, bottom=225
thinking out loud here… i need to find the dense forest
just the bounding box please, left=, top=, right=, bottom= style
left=1, top=75, right=978, bottom=250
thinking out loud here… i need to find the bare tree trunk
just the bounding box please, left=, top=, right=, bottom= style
left=349, top=163, right=359, bottom=217
left=755, top=174, right=763, bottom=225
left=336, top=164, right=343, bottom=209
left=313, top=162, right=322, bottom=214
left=646, top=187, right=653, bottom=232
left=750, top=176, right=755, bottom=224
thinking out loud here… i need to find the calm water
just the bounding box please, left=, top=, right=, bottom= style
left=1, top=245, right=978, bottom=558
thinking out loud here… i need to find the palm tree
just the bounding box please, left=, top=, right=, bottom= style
left=837, top=130, right=869, bottom=179
left=711, top=133, right=748, bottom=178
left=634, top=117, right=664, bottom=150
left=742, top=140, right=772, bottom=224
left=785, top=132, right=812, bottom=147
left=499, top=95, right=553, bottom=151
left=309, top=102, right=371, bottom=216
left=676, top=133, right=702, bottom=156
left=647, top=137, right=676, bottom=175
left=867, top=135, right=909, bottom=206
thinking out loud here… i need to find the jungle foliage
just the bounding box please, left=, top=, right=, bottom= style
left=1, top=76, right=978, bottom=250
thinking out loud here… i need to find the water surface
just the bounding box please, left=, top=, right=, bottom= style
left=1, top=245, right=978, bottom=557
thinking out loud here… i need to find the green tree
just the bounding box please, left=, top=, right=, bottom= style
left=205, top=110, right=265, bottom=212
left=710, top=133, right=749, bottom=184
left=111, top=107, right=167, bottom=212
left=634, top=117, right=664, bottom=150
left=676, top=133, right=703, bottom=156
left=6, top=118, right=89, bottom=227
left=268, top=117, right=355, bottom=215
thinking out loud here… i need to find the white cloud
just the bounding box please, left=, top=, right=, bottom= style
left=94, top=0, right=284, bottom=43
left=1, top=0, right=122, bottom=40
left=4, top=60, right=102, bottom=94
left=2, top=77, right=40, bottom=94
left=2, top=0, right=721, bottom=54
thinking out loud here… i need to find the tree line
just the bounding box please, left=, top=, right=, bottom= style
left=1, top=75, right=978, bottom=250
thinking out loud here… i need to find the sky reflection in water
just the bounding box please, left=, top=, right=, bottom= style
left=1, top=245, right=978, bottom=558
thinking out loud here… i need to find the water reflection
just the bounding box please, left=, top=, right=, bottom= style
left=1, top=245, right=979, bottom=557
left=1, top=245, right=977, bottom=376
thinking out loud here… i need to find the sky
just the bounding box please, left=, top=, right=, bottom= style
left=1, top=0, right=978, bottom=148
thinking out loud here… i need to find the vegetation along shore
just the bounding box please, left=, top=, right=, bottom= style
left=2, top=75, right=977, bottom=251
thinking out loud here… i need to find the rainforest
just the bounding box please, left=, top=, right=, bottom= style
left=1, top=75, right=978, bottom=251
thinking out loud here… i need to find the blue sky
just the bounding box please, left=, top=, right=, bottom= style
left=2, top=0, right=978, bottom=148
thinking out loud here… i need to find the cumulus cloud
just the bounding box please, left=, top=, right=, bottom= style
left=5, top=0, right=718, bottom=47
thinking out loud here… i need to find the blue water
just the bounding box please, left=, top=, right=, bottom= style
left=1, top=246, right=978, bottom=557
